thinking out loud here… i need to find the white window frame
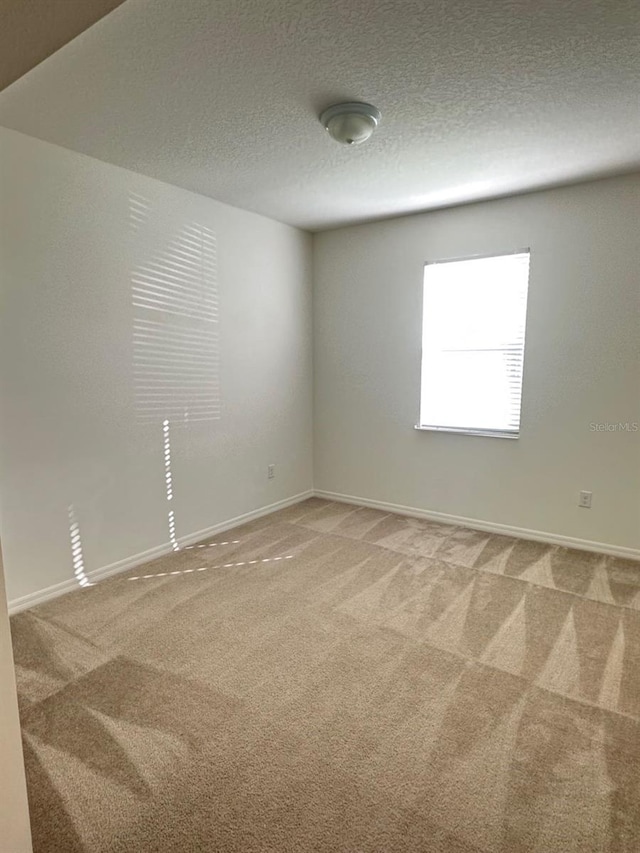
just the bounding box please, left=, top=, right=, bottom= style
left=415, top=249, right=531, bottom=439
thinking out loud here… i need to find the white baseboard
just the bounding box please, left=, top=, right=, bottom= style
left=8, top=490, right=314, bottom=614
left=10, top=486, right=638, bottom=614
left=314, top=489, right=640, bottom=561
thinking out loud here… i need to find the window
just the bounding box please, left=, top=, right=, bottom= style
left=418, top=251, right=530, bottom=438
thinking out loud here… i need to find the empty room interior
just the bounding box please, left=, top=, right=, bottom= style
left=1, top=1, right=640, bottom=851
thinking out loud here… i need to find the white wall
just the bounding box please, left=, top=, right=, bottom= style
left=0, top=128, right=313, bottom=605
left=0, top=543, right=32, bottom=851
left=314, top=175, right=640, bottom=553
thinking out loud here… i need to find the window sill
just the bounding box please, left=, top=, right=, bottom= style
left=414, top=425, right=519, bottom=440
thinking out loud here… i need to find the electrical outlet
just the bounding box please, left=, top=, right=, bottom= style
left=578, top=490, right=592, bottom=509
left=267, top=464, right=275, bottom=480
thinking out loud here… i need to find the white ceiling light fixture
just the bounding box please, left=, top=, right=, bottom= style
left=320, top=102, right=381, bottom=146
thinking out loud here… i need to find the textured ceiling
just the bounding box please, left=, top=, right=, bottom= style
left=0, top=0, right=126, bottom=92
left=0, top=0, right=638, bottom=230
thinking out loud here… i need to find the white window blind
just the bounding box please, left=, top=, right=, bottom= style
left=418, top=251, right=530, bottom=438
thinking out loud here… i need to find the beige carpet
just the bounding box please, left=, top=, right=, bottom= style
left=10, top=498, right=640, bottom=853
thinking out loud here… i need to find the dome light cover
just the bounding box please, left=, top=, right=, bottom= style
left=319, top=102, right=381, bottom=145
